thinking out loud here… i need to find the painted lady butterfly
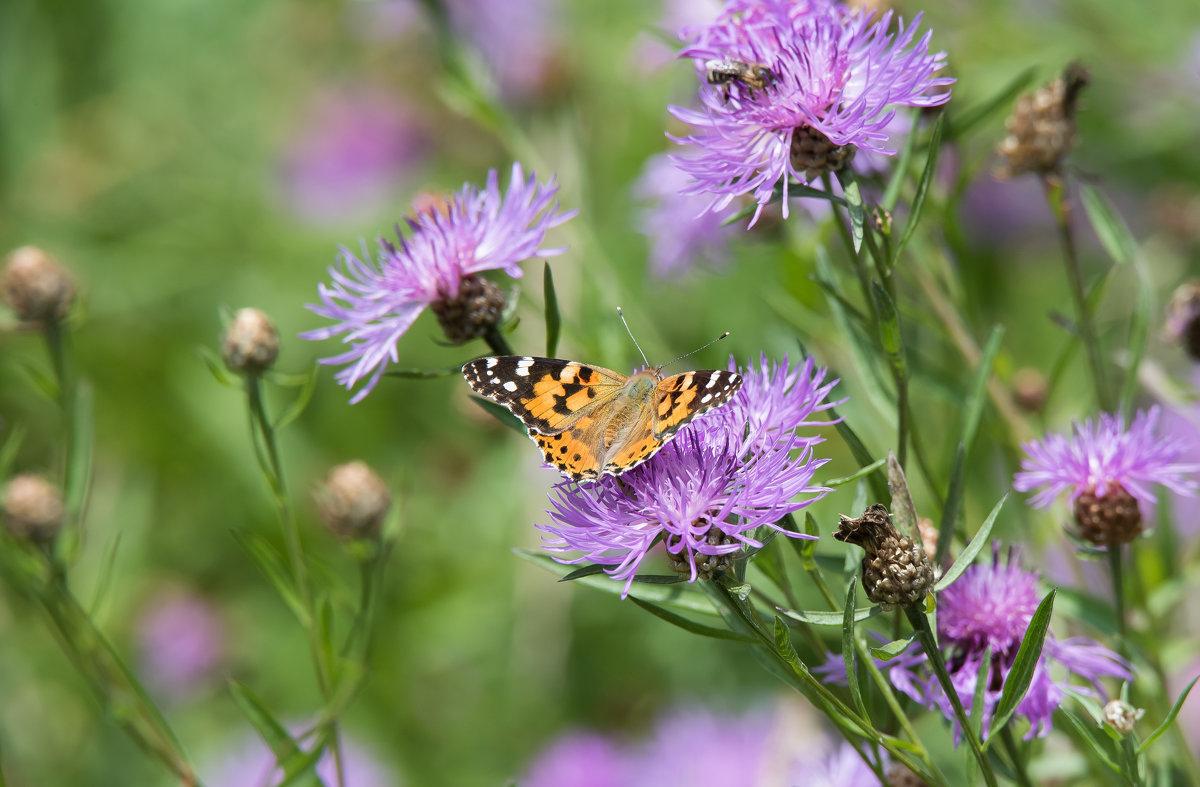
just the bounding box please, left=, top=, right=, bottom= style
left=462, top=356, right=743, bottom=481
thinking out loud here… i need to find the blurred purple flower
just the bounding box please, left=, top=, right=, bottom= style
left=671, top=0, right=952, bottom=224
left=136, top=589, right=225, bottom=700
left=302, top=163, right=575, bottom=402
left=1013, top=407, right=1200, bottom=510
left=539, top=354, right=838, bottom=597
left=522, top=731, right=630, bottom=787
left=278, top=87, right=428, bottom=225
left=628, top=706, right=771, bottom=787
left=634, top=153, right=736, bottom=277
left=794, top=740, right=879, bottom=787
left=883, top=549, right=1130, bottom=740
left=203, top=726, right=396, bottom=787
left=443, top=0, right=561, bottom=99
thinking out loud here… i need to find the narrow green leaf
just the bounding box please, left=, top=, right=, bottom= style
left=542, top=262, right=561, bottom=357
left=778, top=604, right=881, bottom=626
left=872, top=281, right=903, bottom=359
left=232, top=530, right=309, bottom=626
left=936, top=443, right=965, bottom=566
left=826, top=458, right=887, bottom=488
left=228, top=680, right=302, bottom=762
left=829, top=412, right=890, bottom=503
left=800, top=512, right=820, bottom=559
left=0, top=424, right=26, bottom=480
left=887, top=453, right=919, bottom=541
left=970, top=646, right=992, bottom=738
left=773, top=617, right=805, bottom=671
left=514, top=549, right=719, bottom=616
left=963, top=326, right=1004, bottom=452
left=1080, top=183, right=1137, bottom=265
left=1057, top=707, right=1122, bottom=773
left=274, top=363, right=320, bottom=430
left=559, top=563, right=607, bottom=581
left=870, top=633, right=916, bottom=661
left=842, top=579, right=868, bottom=718
left=989, top=590, right=1055, bottom=739
left=936, top=494, right=1007, bottom=592
left=945, top=67, right=1038, bottom=141
left=198, top=345, right=241, bottom=388
left=87, top=534, right=123, bottom=617
left=1120, top=258, right=1153, bottom=418
left=1138, top=675, right=1199, bottom=754
left=630, top=597, right=755, bottom=642
left=469, top=396, right=526, bottom=435
left=839, top=172, right=866, bottom=254
left=894, top=113, right=945, bottom=263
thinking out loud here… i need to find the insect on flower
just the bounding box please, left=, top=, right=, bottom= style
left=704, top=59, right=776, bottom=98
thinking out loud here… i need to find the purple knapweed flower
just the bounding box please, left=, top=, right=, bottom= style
left=302, top=163, right=575, bottom=402
left=522, top=730, right=631, bottom=787
left=538, top=354, right=839, bottom=597
left=443, top=0, right=562, bottom=99
left=277, top=86, right=428, bottom=224
left=795, top=740, right=880, bottom=787
left=883, top=549, right=1131, bottom=740
left=1013, top=407, right=1200, bottom=545
left=634, top=153, right=737, bottom=277
left=136, top=589, right=225, bottom=700
left=628, top=706, right=772, bottom=787
left=671, top=0, right=953, bottom=224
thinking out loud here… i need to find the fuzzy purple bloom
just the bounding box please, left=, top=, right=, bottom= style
left=1013, top=407, right=1200, bottom=509
left=881, top=550, right=1130, bottom=740
left=522, top=731, right=630, bottom=787
left=671, top=0, right=952, bottom=224
left=634, top=153, right=736, bottom=277
left=627, top=706, right=772, bottom=787
left=302, top=164, right=575, bottom=402
left=136, top=590, right=225, bottom=700
left=538, top=354, right=839, bottom=597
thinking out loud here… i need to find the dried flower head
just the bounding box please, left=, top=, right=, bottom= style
left=539, top=354, right=839, bottom=597
left=2, top=246, right=75, bottom=325
left=1012, top=367, right=1048, bottom=413
left=316, top=461, right=391, bottom=539
left=996, top=62, right=1089, bottom=178
left=2, top=473, right=65, bottom=542
left=1102, top=699, right=1144, bottom=736
left=223, top=308, right=280, bottom=375
left=1013, top=408, right=1200, bottom=545
left=672, top=0, right=952, bottom=224
left=834, top=504, right=936, bottom=609
left=302, top=164, right=575, bottom=402
left=1164, top=280, right=1200, bottom=361
left=880, top=548, right=1131, bottom=740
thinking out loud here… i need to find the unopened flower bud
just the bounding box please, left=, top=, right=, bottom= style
left=430, top=274, right=508, bottom=345
left=2, top=246, right=75, bottom=325
left=834, top=504, right=936, bottom=609
left=1073, top=485, right=1141, bottom=546
left=997, top=62, right=1089, bottom=178
left=3, top=473, right=65, bottom=541
left=223, top=308, right=280, bottom=374
left=1012, top=367, right=1048, bottom=413
left=316, top=461, right=391, bottom=539
left=1163, top=281, right=1200, bottom=362
left=1102, top=699, right=1143, bottom=735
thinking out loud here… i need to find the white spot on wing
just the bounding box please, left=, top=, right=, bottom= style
left=706, top=373, right=719, bottom=389
left=503, top=381, right=518, bottom=392
left=701, top=393, right=713, bottom=404
left=486, top=357, right=498, bottom=368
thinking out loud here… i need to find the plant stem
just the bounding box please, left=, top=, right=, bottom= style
left=483, top=326, right=515, bottom=356
left=904, top=605, right=999, bottom=787
left=1044, top=176, right=1114, bottom=413
left=1000, top=726, right=1034, bottom=787
left=1107, top=542, right=1128, bottom=652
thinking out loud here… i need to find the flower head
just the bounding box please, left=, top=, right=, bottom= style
left=538, top=354, right=838, bottom=597
left=1013, top=407, right=1200, bottom=544
left=884, top=549, right=1130, bottom=740
left=302, top=164, right=575, bottom=401
left=671, top=0, right=952, bottom=224
left=522, top=731, right=630, bottom=787
left=136, top=589, right=226, bottom=699
left=634, top=152, right=736, bottom=278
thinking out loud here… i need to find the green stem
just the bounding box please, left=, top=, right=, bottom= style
left=904, top=605, right=999, bottom=787
left=1044, top=176, right=1114, bottom=413
left=483, top=326, right=515, bottom=356
left=1107, top=543, right=1128, bottom=653
left=1000, top=726, right=1034, bottom=787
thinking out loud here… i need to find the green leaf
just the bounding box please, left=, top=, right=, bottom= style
left=469, top=396, right=526, bottom=435
left=543, top=262, right=561, bottom=357
left=970, top=646, right=992, bottom=738
left=228, top=680, right=304, bottom=763
left=825, top=458, right=887, bottom=488
left=963, top=326, right=1004, bottom=452
left=936, top=494, right=1007, bottom=592
left=1080, top=183, right=1137, bottom=265
left=1138, top=675, right=1199, bottom=754
left=515, top=549, right=720, bottom=616
left=839, top=172, right=866, bottom=254
left=1057, top=707, right=1122, bottom=773
left=776, top=604, right=882, bottom=626
left=842, top=579, right=868, bottom=718
left=989, top=589, right=1055, bottom=739
left=945, top=67, right=1038, bottom=141
left=893, top=113, right=945, bottom=264
left=773, top=616, right=805, bottom=671
left=1054, top=587, right=1119, bottom=635
left=198, top=345, right=241, bottom=388
left=936, top=444, right=965, bottom=566
left=870, top=633, right=917, bottom=661
left=630, top=597, right=755, bottom=642
left=87, top=534, right=123, bottom=618
left=274, top=363, right=320, bottom=430
left=872, top=281, right=903, bottom=359
left=232, top=530, right=310, bottom=626
left=1120, top=255, right=1153, bottom=418
left=559, top=563, right=608, bottom=581
left=829, top=411, right=890, bottom=503
left=0, top=423, right=26, bottom=480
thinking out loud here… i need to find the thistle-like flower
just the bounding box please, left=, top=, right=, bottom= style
left=1013, top=407, right=1200, bottom=545
left=302, top=164, right=575, bottom=402
left=671, top=0, right=952, bottom=224
left=539, top=354, right=839, bottom=597
left=883, top=549, right=1130, bottom=740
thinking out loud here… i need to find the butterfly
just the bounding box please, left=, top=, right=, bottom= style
left=462, top=356, right=743, bottom=482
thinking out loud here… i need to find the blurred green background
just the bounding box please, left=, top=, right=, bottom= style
left=1, top=0, right=1199, bottom=784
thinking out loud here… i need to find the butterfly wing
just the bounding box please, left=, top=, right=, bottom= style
left=651, top=369, right=743, bottom=440
left=462, top=356, right=626, bottom=434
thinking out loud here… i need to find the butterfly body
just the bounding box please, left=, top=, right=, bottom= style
left=463, top=356, right=742, bottom=481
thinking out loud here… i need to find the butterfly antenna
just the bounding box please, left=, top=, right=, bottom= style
left=662, top=331, right=731, bottom=369
left=616, top=306, right=652, bottom=369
